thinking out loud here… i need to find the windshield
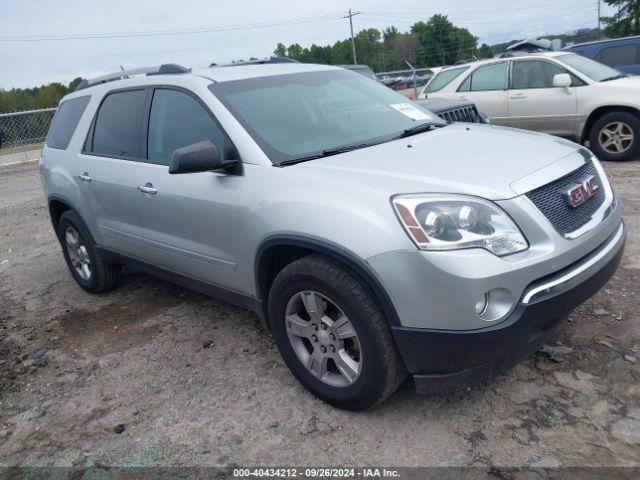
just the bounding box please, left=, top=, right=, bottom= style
left=425, top=66, right=469, bottom=93
left=208, top=69, right=444, bottom=165
left=558, top=53, right=623, bottom=82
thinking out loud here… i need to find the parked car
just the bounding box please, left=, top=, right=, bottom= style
left=41, top=62, right=625, bottom=410
left=414, top=97, right=488, bottom=124
left=339, top=64, right=378, bottom=81
left=423, top=51, right=640, bottom=161
left=565, top=36, right=640, bottom=75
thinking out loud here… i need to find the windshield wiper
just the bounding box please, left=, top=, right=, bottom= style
left=601, top=73, right=628, bottom=82
left=279, top=142, right=373, bottom=166
left=393, top=122, right=442, bottom=139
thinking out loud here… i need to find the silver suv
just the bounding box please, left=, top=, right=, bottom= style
left=40, top=62, right=625, bottom=410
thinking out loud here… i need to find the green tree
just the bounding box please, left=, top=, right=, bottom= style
left=0, top=78, right=85, bottom=113
left=411, top=15, right=478, bottom=67
left=274, top=43, right=287, bottom=57
left=603, top=0, right=640, bottom=37
left=477, top=43, right=494, bottom=59
left=271, top=14, right=481, bottom=72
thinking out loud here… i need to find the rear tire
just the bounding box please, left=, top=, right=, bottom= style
left=58, top=210, right=121, bottom=294
left=268, top=254, right=407, bottom=410
left=589, top=111, right=640, bottom=162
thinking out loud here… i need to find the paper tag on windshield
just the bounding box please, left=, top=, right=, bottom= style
left=389, top=103, right=431, bottom=121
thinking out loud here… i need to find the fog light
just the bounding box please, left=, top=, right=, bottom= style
left=475, top=293, right=489, bottom=316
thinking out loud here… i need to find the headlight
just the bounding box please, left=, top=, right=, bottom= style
left=392, top=195, right=528, bottom=256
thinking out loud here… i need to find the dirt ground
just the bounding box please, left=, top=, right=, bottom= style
left=1, top=160, right=639, bottom=470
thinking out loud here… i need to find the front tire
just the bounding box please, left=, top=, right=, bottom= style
left=589, top=111, right=640, bottom=162
left=58, top=210, right=121, bottom=294
left=268, top=254, right=406, bottom=410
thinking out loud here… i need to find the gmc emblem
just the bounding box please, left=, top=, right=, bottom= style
left=563, top=175, right=600, bottom=208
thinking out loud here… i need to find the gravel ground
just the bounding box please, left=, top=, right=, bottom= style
left=0, top=160, right=639, bottom=470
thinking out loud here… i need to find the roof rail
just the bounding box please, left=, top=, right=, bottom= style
left=75, top=63, right=190, bottom=91
left=209, top=56, right=299, bottom=68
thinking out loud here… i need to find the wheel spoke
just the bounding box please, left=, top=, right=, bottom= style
left=81, top=263, right=91, bottom=279
left=333, top=314, right=356, bottom=340
left=335, top=349, right=359, bottom=384
left=65, top=229, right=78, bottom=248
left=300, top=291, right=325, bottom=322
left=307, top=349, right=329, bottom=379
left=285, top=314, right=313, bottom=338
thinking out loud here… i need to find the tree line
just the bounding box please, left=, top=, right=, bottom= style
left=274, top=15, right=494, bottom=72
left=0, top=78, right=83, bottom=114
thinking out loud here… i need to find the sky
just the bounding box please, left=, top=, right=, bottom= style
left=0, top=0, right=612, bottom=89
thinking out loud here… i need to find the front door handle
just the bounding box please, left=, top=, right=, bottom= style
left=137, top=183, right=158, bottom=195
left=510, top=94, right=527, bottom=100
left=79, top=173, right=92, bottom=182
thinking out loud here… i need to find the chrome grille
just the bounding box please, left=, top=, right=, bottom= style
left=526, top=161, right=606, bottom=235
left=437, top=105, right=479, bottom=123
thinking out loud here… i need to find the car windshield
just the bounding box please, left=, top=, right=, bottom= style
left=557, top=53, right=624, bottom=82
left=208, top=69, right=444, bottom=165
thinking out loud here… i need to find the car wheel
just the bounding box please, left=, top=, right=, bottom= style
left=589, top=112, right=640, bottom=162
left=268, top=254, right=407, bottom=410
left=58, top=210, right=121, bottom=293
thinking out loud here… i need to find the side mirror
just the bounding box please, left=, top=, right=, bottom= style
left=168, top=140, right=237, bottom=174
left=553, top=73, right=572, bottom=88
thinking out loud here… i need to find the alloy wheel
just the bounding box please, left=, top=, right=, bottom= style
left=285, top=290, right=362, bottom=388
left=599, top=121, right=634, bottom=154
left=65, top=225, right=92, bottom=281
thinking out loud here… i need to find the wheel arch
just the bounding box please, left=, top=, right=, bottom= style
left=48, top=195, right=74, bottom=236
left=582, top=105, right=640, bottom=143
left=255, top=235, right=401, bottom=329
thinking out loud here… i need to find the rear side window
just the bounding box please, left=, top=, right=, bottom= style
left=88, top=89, right=146, bottom=158
left=425, top=67, right=468, bottom=93
left=597, top=44, right=640, bottom=67
left=458, top=62, right=508, bottom=92
left=46, top=96, right=90, bottom=150
left=147, top=89, right=226, bottom=166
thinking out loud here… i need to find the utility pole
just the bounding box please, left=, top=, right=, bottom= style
left=344, top=8, right=361, bottom=65
left=597, top=0, right=602, bottom=38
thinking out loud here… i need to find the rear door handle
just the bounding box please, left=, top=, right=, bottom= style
left=79, top=173, right=92, bottom=182
left=137, top=183, right=157, bottom=195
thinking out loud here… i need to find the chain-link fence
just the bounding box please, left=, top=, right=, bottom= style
left=0, top=107, right=56, bottom=165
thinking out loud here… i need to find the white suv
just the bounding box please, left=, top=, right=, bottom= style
left=420, top=52, right=640, bottom=162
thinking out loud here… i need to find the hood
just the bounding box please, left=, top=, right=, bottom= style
left=295, top=123, right=585, bottom=200
left=598, top=75, right=640, bottom=88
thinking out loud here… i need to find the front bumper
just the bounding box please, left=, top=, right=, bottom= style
left=390, top=221, right=625, bottom=393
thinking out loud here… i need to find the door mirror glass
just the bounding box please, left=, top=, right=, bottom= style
left=553, top=73, right=572, bottom=88
left=169, top=140, right=236, bottom=174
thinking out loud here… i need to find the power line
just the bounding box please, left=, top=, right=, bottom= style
left=364, top=0, right=588, bottom=17
left=0, top=13, right=344, bottom=42
left=361, top=11, right=598, bottom=27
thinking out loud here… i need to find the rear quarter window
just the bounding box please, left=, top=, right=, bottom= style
left=425, top=67, right=469, bottom=93
left=45, top=96, right=90, bottom=150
